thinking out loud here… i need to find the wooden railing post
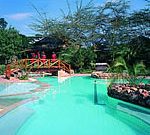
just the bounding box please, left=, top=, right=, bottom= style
left=25, top=59, right=27, bottom=69
left=48, top=59, right=50, bottom=68
left=37, top=59, right=39, bottom=69
left=58, top=60, right=61, bottom=69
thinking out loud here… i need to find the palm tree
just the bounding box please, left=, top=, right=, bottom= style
left=109, top=56, right=147, bottom=86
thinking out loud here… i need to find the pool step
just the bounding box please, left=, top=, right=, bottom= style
left=117, top=103, right=150, bottom=125
left=0, top=105, right=34, bottom=135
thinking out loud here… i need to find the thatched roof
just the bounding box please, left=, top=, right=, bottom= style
left=32, top=37, right=64, bottom=51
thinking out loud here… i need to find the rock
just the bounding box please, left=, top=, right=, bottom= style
left=131, top=87, right=138, bottom=91
left=146, top=99, right=150, bottom=106
left=108, top=84, right=150, bottom=108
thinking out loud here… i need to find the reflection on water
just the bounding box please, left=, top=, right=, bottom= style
left=58, top=76, right=70, bottom=83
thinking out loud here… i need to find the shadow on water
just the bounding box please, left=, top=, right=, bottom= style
left=73, top=93, right=93, bottom=104
left=118, top=103, right=150, bottom=115
left=80, top=76, right=94, bottom=80
left=73, top=92, right=107, bottom=105
left=38, top=99, right=45, bottom=105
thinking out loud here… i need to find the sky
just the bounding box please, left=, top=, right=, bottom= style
left=0, top=0, right=148, bottom=36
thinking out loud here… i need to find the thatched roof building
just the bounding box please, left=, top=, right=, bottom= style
left=31, top=37, right=64, bottom=51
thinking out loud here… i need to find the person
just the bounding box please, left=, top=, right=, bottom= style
left=5, top=64, right=11, bottom=79
left=41, top=51, right=46, bottom=63
left=30, top=52, right=36, bottom=63
left=37, top=51, right=41, bottom=59
left=51, top=52, right=57, bottom=62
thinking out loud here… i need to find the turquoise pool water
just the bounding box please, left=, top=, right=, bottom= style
left=0, top=83, right=40, bottom=96
left=14, top=76, right=150, bottom=135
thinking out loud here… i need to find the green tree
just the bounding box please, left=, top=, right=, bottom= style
left=83, top=46, right=96, bottom=69
left=0, top=27, right=24, bottom=64
left=30, top=0, right=149, bottom=71
left=0, top=18, right=8, bottom=29
left=129, top=9, right=150, bottom=39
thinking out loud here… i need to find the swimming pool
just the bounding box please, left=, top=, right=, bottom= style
left=2, top=76, right=150, bottom=135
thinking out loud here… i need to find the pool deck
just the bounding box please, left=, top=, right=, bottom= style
left=0, top=74, right=91, bottom=83
left=72, top=73, right=91, bottom=76
left=0, top=75, right=36, bottom=83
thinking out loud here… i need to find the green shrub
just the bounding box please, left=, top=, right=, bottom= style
left=18, top=74, right=28, bottom=80
left=0, top=65, right=5, bottom=75
left=77, top=69, right=93, bottom=74
left=146, top=68, right=150, bottom=75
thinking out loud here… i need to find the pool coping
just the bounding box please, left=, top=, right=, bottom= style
left=72, top=74, right=91, bottom=76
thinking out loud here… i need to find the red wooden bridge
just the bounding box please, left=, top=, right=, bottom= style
left=5, top=59, right=72, bottom=79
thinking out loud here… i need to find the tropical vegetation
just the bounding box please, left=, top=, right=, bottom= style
left=0, top=18, right=29, bottom=65
left=109, top=56, right=147, bottom=85
left=30, top=0, right=150, bottom=73
left=0, top=0, right=150, bottom=74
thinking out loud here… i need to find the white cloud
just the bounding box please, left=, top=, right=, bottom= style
left=106, top=0, right=119, bottom=3
left=94, top=3, right=103, bottom=7
left=6, top=13, right=32, bottom=20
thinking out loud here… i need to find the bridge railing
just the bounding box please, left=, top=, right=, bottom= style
left=6, top=59, right=72, bottom=77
